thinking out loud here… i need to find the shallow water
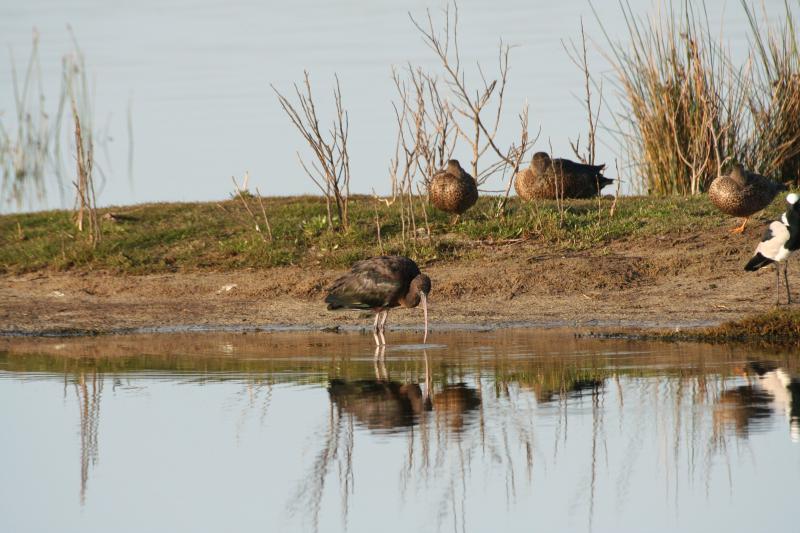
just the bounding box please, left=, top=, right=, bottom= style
left=0, top=0, right=788, bottom=210
left=1, top=330, right=798, bottom=532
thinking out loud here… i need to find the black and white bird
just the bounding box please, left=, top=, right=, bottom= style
left=744, top=193, right=800, bottom=304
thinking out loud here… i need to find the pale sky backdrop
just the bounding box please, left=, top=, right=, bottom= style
left=0, top=0, right=792, bottom=212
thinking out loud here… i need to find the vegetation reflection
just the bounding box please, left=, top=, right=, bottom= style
left=1, top=331, right=799, bottom=529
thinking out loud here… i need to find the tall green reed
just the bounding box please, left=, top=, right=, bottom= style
left=741, top=0, right=800, bottom=185
left=596, top=1, right=747, bottom=195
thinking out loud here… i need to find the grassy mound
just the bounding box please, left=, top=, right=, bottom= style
left=0, top=194, right=725, bottom=275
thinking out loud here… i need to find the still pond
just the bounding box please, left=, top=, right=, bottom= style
left=1, top=330, right=798, bottom=532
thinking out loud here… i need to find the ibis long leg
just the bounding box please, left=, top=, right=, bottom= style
left=372, top=312, right=381, bottom=345
left=379, top=310, right=389, bottom=333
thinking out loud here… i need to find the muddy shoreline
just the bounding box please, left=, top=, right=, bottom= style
left=0, top=223, right=784, bottom=338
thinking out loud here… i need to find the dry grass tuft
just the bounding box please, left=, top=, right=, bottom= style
left=597, top=2, right=745, bottom=195
left=741, top=0, right=800, bottom=185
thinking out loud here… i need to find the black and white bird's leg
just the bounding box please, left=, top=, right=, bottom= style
left=776, top=263, right=783, bottom=306
left=784, top=260, right=792, bottom=305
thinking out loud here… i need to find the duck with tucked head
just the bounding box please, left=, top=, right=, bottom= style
left=514, top=152, right=612, bottom=200
left=709, top=163, right=787, bottom=233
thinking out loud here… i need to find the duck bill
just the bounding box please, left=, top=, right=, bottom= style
left=420, top=292, right=428, bottom=344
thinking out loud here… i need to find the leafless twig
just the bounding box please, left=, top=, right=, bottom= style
left=409, top=2, right=535, bottom=192
left=273, top=72, right=351, bottom=231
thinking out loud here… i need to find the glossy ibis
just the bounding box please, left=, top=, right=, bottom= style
left=514, top=152, right=612, bottom=200
left=325, top=255, right=431, bottom=345
left=709, top=164, right=787, bottom=233
left=744, top=193, right=800, bottom=304
left=429, top=159, right=478, bottom=215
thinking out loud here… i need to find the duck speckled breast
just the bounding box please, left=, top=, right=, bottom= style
left=514, top=167, right=563, bottom=200
left=429, top=171, right=478, bottom=214
left=708, top=175, right=782, bottom=217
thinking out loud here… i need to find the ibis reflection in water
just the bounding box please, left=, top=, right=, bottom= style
left=324, top=256, right=431, bottom=345
left=327, top=347, right=481, bottom=433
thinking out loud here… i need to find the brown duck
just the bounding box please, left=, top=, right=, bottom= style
left=429, top=159, right=478, bottom=215
left=709, top=164, right=787, bottom=233
left=515, top=152, right=612, bottom=200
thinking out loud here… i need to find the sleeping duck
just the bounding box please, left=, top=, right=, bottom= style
left=515, top=152, right=613, bottom=200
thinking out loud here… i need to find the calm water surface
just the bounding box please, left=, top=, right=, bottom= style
left=0, top=330, right=798, bottom=532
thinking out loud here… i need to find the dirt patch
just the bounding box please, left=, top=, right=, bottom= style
left=0, top=224, right=786, bottom=335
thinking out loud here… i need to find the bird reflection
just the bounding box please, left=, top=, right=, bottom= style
left=715, top=361, right=800, bottom=441
left=327, top=348, right=481, bottom=434
left=327, top=378, right=428, bottom=432
left=431, top=384, right=481, bottom=433
left=532, top=377, right=604, bottom=404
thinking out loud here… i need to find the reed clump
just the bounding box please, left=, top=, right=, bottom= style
left=0, top=30, right=55, bottom=210
left=599, top=1, right=800, bottom=195
left=64, top=34, right=101, bottom=246
left=599, top=2, right=744, bottom=195
left=742, top=0, right=800, bottom=185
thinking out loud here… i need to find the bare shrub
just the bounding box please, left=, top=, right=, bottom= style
left=225, top=172, right=273, bottom=243
left=64, top=39, right=100, bottom=244
left=273, top=73, right=351, bottom=231
left=387, top=66, right=456, bottom=244
left=564, top=18, right=609, bottom=219
left=564, top=18, right=603, bottom=167
left=409, top=2, right=534, bottom=208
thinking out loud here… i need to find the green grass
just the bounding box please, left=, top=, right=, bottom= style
left=593, top=309, right=800, bottom=346
left=0, top=194, right=739, bottom=275
left=703, top=309, right=800, bottom=342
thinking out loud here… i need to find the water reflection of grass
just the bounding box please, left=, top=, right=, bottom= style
left=3, top=332, right=798, bottom=529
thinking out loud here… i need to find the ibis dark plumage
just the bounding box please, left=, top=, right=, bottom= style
left=744, top=193, right=800, bottom=304
left=325, top=255, right=431, bottom=345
